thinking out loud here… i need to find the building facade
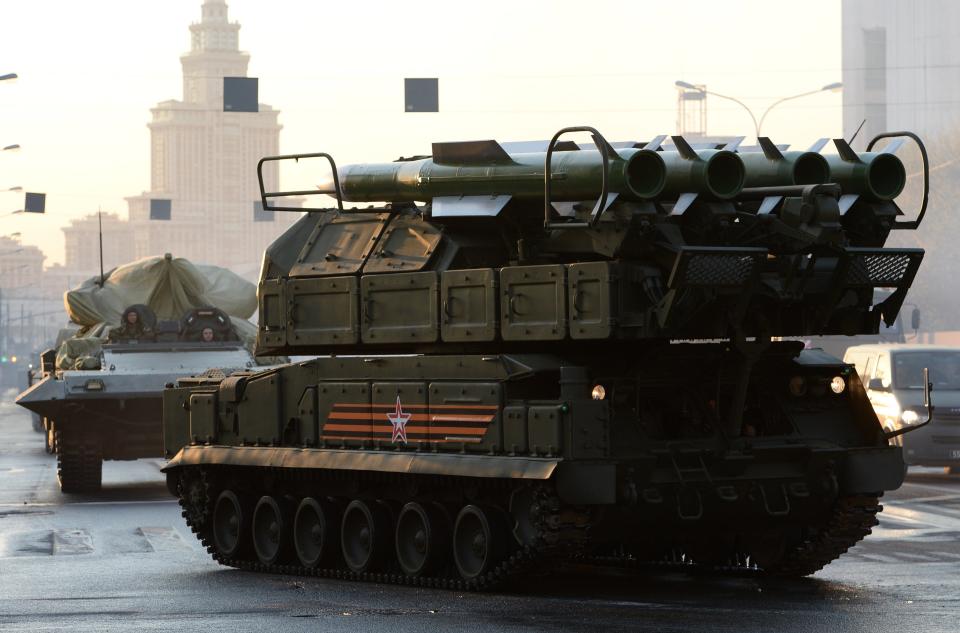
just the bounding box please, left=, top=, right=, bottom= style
left=124, top=0, right=298, bottom=270
left=62, top=212, right=135, bottom=274
left=842, top=0, right=960, bottom=145
left=0, top=235, right=44, bottom=292
left=843, top=0, right=960, bottom=332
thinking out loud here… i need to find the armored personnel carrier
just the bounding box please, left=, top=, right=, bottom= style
left=18, top=305, right=259, bottom=492
left=163, top=127, right=931, bottom=589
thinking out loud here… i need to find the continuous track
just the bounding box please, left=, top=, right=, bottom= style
left=56, top=429, right=103, bottom=493
left=175, top=465, right=882, bottom=590
left=177, top=467, right=590, bottom=591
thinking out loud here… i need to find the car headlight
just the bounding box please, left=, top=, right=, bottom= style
left=830, top=376, right=846, bottom=394
left=901, top=409, right=920, bottom=425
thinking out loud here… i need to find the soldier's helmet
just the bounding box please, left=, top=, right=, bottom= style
left=180, top=307, right=236, bottom=342
left=119, top=304, right=157, bottom=331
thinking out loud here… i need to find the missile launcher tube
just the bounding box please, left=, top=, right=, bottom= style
left=739, top=151, right=831, bottom=188
left=335, top=148, right=748, bottom=204
left=826, top=152, right=906, bottom=201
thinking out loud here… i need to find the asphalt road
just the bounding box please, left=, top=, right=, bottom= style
left=1, top=388, right=959, bottom=633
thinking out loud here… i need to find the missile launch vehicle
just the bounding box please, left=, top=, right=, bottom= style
left=162, top=127, right=931, bottom=589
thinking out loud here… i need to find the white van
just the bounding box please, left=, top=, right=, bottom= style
left=844, top=344, right=960, bottom=473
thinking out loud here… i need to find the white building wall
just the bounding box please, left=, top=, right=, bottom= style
left=843, top=0, right=960, bottom=145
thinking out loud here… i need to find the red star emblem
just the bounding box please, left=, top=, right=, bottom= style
left=387, top=395, right=411, bottom=444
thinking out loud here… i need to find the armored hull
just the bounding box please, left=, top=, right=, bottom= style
left=19, top=341, right=257, bottom=492
left=162, top=128, right=929, bottom=588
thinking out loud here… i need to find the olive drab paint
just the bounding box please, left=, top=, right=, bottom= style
left=162, top=128, right=931, bottom=589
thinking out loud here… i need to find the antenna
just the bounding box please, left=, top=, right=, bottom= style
left=848, top=119, right=866, bottom=146
left=98, top=208, right=105, bottom=287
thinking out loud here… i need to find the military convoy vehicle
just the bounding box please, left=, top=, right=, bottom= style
left=18, top=305, right=259, bottom=492
left=162, top=127, right=931, bottom=589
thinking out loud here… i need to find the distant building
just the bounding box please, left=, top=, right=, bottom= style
left=842, top=0, right=960, bottom=145
left=843, top=0, right=960, bottom=333
left=124, top=0, right=299, bottom=270
left=0, top=235, right=44, bottom=292
left=62, top=212, right=135, bottom=274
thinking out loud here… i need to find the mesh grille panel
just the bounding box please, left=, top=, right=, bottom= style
left=684, top=254, right=757, bottom=286
left=846, top=253, right=913, bottom=286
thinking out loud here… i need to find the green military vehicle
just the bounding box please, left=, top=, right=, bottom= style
left=162, top=128, right=930, bottom=589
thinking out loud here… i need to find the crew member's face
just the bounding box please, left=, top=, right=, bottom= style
left=126, top=312, right=138, bottom=325
left=202, top=328, right=214, bottom=342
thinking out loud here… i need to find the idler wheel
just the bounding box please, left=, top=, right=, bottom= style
left=252, top=495, right=288, bottom=565
left=395, top=502, right=449, bottom=577
left=453, top=505, right=506, bottom=581
left=340, top=500, right=391, bottom=573
left=294, top=497, right=339, bottom=568
left=213, top=490, right=248, bottom=558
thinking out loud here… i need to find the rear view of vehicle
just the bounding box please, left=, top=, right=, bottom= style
left=846, top=344, right=960, bottom=473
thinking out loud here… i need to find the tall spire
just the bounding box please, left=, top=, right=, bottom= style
left=190, top=0, right=240, bottom=53
left=181, top=0, right=248, bottom=104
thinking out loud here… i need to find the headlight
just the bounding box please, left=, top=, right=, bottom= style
left=901, top=409, right=920, bottom=425
left=591, top=384, right=607, bottom=401
left=84, top=379, right=104, bottom=391
left=830, top=376, right=846, bottom=394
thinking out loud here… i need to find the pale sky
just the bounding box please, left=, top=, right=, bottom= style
left=2, top=0, right=843, bottom=265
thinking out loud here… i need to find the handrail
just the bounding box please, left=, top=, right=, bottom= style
left=866, top=131, right=929, bottom=230
left=257, top=152, right=344, bottom=212
left=543, top=126, right=612, bottom=230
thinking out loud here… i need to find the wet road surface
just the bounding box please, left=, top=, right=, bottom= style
left=1, top=389, right=959, bottom=632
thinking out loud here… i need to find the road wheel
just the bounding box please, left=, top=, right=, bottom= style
left=453, top=505, right=507, bottom=581
left=340, top=500, right=391, bottom=573
left=213, top=490, right=248, bottom=558
left=395, top=502, right=449, bottom=577
left=252, top=495, right=289, bottom=565
left=294, top=497, right=339, bottom=568
left=56, top=428, right=102, bottom=493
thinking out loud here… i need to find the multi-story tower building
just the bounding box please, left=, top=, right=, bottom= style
left=124, top=0, right=297, bottom=269
left=62, top=212, right=135, bottom=274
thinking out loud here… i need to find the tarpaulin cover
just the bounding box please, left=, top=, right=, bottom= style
left=64, top=254, right=257, bottom=327
left=55, top=338, right=103, bottom=371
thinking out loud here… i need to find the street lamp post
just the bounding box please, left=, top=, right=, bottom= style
left=757, top=82, right=843, bottom=136
left=675, top=80, right=842, bottom=139
left=676, top=80, right=759, bottom=139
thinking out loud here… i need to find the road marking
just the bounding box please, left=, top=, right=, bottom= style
left=901, top=481, right=960, bottom=495
left=888, top=551, right=939, bottom=562
left=138, top=527, right=193, bottom=552
left=852, top=553, right=902, bottom=564
left=52, top=529, right=93, bottom=555
left=886, top=493, right=960, bottom=504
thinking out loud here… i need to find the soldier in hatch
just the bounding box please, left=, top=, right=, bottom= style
left=108, top=308, right=155, bottom=342
left=200, top=327, right=216, bottom=343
